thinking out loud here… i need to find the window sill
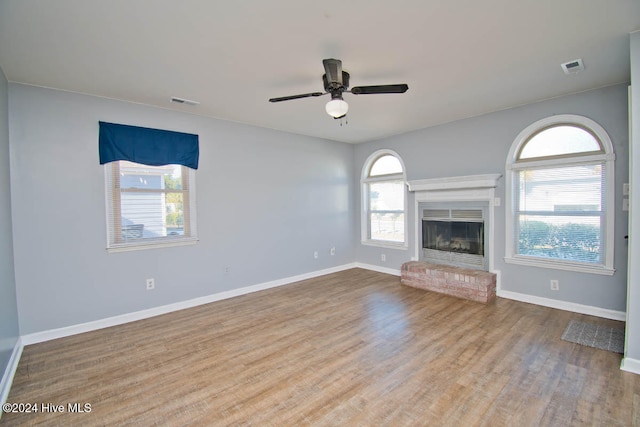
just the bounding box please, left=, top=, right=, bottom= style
left=107, top=237, right=198, bottom=253
left=361, top=240, right=408, bottom=250
left=504, top=255, right=615, bottom=276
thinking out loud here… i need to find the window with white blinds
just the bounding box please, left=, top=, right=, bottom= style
left=361, top=150, right=407, bottom=247
left=515, top=163, right=604, bottom=263
left=505, top=115, right=615, bottom=275
left=105, top=161, right=197, bottom=251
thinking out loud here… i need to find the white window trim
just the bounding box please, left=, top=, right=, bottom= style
left=361, top=149, right=408, bottom=249
left=104, top=163, right=199, bottom=253
left=504, top=114, right=615, bottom=275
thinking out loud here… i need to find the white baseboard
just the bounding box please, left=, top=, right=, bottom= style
left=354, top=262, right=401, bottom=276
left=22, top=263, right=358, bottom=345
left=621, top=357, right=640, bottom=375
left=0, top=337, right=23, bottom=410
left=497, top=289, right=626, bottom=321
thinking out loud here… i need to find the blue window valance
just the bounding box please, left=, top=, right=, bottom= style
left=99, top=121, right=199, bottom=169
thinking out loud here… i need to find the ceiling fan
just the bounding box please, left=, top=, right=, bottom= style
left=269, top=58, right=409, bottom=119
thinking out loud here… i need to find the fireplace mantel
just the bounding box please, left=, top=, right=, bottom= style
left=407, top=173, right=502, bottom=275
left=407, top=174, right=502, bottom=192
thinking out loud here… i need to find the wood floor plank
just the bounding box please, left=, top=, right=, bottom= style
left=1, top=268, right=638, bottom=426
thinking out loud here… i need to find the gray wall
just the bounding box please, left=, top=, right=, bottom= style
left=9, top=84, right=355, bottom=335
left=0, top=70, right=19, bottom=380
left=625, top=32, right=640, bottom=362
left=355, top=84, right=629, bottom=312
left=5, top=80, right=631, bottom=336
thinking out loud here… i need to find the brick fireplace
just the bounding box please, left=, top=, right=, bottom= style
left=401, top=261, right=496, bottom=303
left=402, top=174, right=501, bottom=303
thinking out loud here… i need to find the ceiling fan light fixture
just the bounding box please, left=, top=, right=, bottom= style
left=325, top=98, right=348, bottom=118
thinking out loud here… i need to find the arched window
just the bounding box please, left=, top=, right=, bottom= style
left=505, top=115, right=615, bottom=275
left=361, top=150, right=407, bottom=247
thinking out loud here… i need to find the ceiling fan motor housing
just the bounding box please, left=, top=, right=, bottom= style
left=323, top=71, right=350, bottom=93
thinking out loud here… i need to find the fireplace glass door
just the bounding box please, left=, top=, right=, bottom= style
left=422, top=220, right=484, bottom=256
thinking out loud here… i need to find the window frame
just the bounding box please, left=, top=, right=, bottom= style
left=505, top=114, right=615, bottom=275
left=104, top=160, right=198, bottom=253
left=361, top=149, right=408, bottom=249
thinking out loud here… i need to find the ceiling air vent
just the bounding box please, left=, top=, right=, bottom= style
left=561, top=59, right=584, bottom=75
left=170, top=96, right=200, bottom=106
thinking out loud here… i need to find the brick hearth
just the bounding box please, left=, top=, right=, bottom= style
left=401, top=261, right=496, bottom=304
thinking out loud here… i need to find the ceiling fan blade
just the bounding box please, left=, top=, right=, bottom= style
left=269, top=92, right=325, bottom=102
left=350, top=84, right=409, bottom=95
left=323, top=58, right=343, bottom=86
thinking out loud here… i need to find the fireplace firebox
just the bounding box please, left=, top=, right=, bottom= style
left=421, top=209, right=485, bottom=269
left=422, top=221, right=484, bottom=255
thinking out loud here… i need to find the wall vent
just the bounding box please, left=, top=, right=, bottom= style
left=561, top=58, right=584, bottom=75
left=170, top=96, right=200, bottom=106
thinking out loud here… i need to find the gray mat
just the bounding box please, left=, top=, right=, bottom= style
left=561, top=320, right=625, bottom=354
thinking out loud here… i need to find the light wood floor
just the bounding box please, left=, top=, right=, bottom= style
left=2, top=268, right=638, bottom=426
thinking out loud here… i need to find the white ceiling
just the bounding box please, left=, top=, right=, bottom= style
left=1, top=1, right=638, bottom=143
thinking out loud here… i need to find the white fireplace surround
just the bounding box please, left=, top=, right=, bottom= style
left=407, top=174, right=502, bottom=272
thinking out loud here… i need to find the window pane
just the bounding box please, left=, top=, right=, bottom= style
left=369, top=181, right=404, bottom=211
left=515, top=162, right=604, bottom=264
left=369, top=155, right=402, bottom=176
left=106, top=160, right=196, bottom=249
left=517, top=164, right=602, bottom=213
left=120, top=191, right=184, bottom=240
left=118, top=162, right=187, bottom=242
left=517, top=215, right=601, bottom=263
left=370, top=212, right=405, bottom=242
left=119, top=161, right=183, bottom=190
left=519, top=125, right=602, bottom=160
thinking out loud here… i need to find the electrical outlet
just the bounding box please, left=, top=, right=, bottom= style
left=314, top=251, right=318, bottom=259
left=550, top=279, right=559, bottom=291
left=381, top=254, right=386, bottom=262
left=146, top=278, right=155, bottom=290
left=330, top=247, right=336, bottom=256
left=224, top=266, right=230, bottom=275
